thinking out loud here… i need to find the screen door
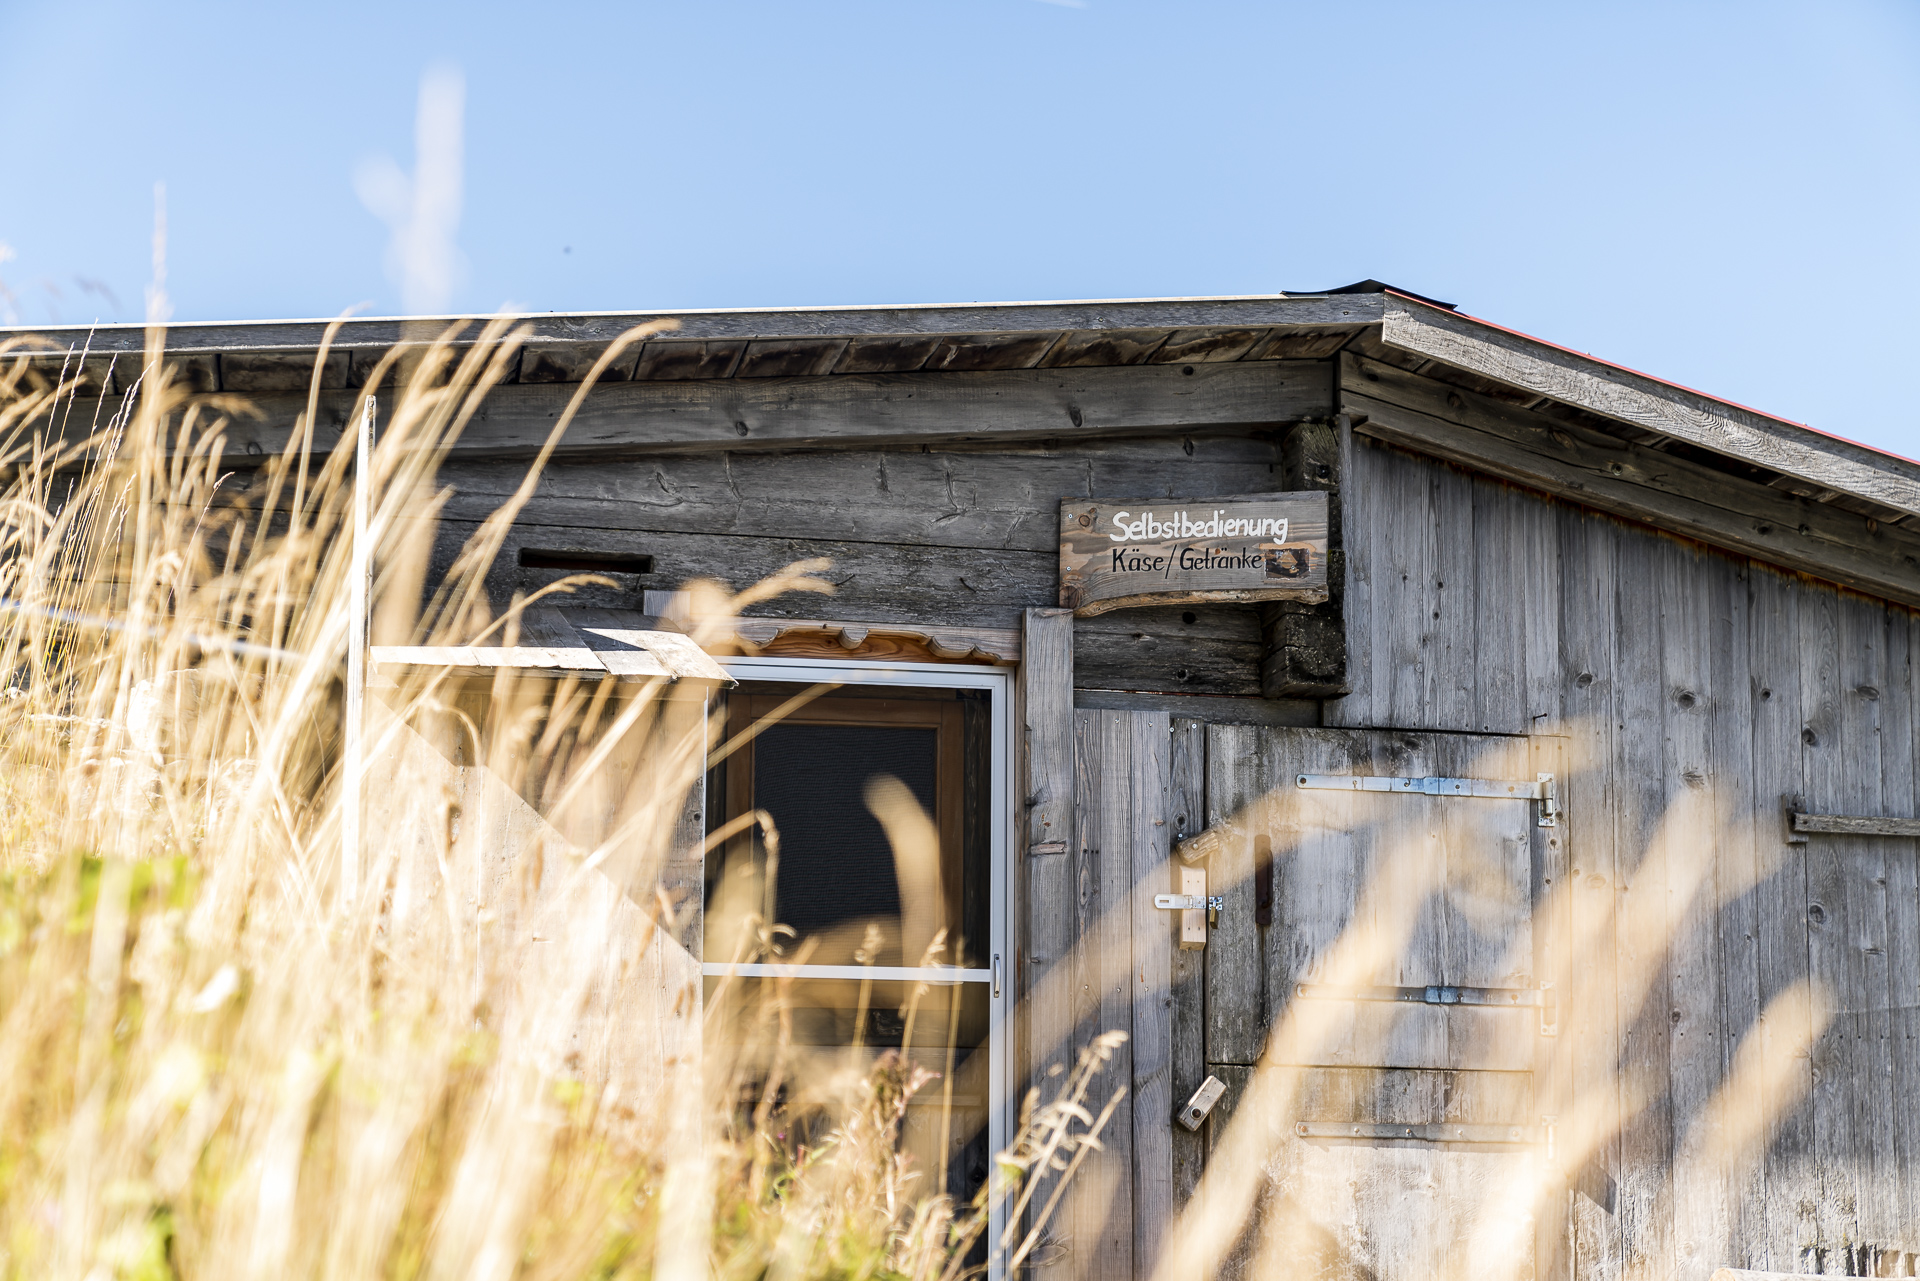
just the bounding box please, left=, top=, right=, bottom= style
left=704, top=659, right=1011, bottom=1237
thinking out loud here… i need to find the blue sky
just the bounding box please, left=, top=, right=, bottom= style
left=2, top=1, right=1916, bottom=454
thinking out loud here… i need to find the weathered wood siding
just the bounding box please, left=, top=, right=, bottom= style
left=432, top=436, right=1293, bottom=696
left=1334, top=437, right=1920, bottom=1277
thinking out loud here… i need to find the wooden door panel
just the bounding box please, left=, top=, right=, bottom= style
left=1204, top=1065, right=1540, bottom=1280
left=1198, top=724, right=1555, bottom=1281
left=1206, top=726, right=1540, bottom=1071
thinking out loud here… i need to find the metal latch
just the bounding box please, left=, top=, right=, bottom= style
left=1177, top=1075, right=1228, bottom=1131
left=1294, top=980, right=1558, bottom=1036
left=1155, top=863, right=1213, bottom=949
left=1297, top=771, right=1560, bottom=828
left=1154, top=894, right=1225, bottom=912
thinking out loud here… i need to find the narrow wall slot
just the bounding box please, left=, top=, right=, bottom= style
left=518, top=548, right=655, bottom=574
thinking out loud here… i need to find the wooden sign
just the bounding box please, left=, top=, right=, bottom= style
left=1059, top=492, right=1329, bottom=616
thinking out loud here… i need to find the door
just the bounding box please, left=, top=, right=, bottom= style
left=1195, top=725, right=1564, bottom=1281
left=704, top=666, right=1010, bottom=1221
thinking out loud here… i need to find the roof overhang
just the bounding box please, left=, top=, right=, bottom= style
left=7, top=286, right=1919, bottom=597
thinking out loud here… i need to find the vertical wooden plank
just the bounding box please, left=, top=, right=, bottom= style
left=1382, top=447, right=1435, bottom=727
left=1532, top=732, right=1575, bottom=1281
left=1428, top=460, right=1478, bottom=731
left=1707, top=560, right=1765, bottom=1269
left=1655, top=538, right=1733, bottom=1274
left=1471, top=475, right=1525, bottom=734
left=1888, top=608, right=1920, bottom=1248
left=1326, top=442, right=1507, bottom=734
left=1613, top=523, right=1675, bottom=1275
left=1128, top=712, right=1174, bottom=1280
left=1327, top=432, right=1377, bottom=728
left=1205, top=723, right=1266, bottom=1066
left=1020, top=608, right=1078, bottom=1281
left=1832, top=594, right=1897, bottom=1246
left=1886, top=609, right=1920, bottom=1249
left=1023, top=606, right=1078, bottom=1060
left=1558, top=509, right=1625, bottom=1278
left=1518, top=486, right=1564, bottom=731
left=1089, top=711, right=1135, bottom=1281
left=1745, top=566, right=1817, bottom=1269
left=1167, top=719, right=1209, bottom=1209
left=1797, top=583, right=1858, bottom=1259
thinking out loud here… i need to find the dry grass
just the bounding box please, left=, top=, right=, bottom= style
left=0, top=321, right=1113, bottom=1281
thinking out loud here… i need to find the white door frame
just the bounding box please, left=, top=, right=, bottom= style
left=714, top=655, right=1015, bottom=1273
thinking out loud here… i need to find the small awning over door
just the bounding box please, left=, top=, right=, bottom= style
left=370, top=605, right=729, bottom=683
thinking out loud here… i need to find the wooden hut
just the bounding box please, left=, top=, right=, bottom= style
left=18, top=283, right=1920, bottom=1279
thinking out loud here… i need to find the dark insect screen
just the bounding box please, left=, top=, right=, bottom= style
left=752, top=723, right=938, bottom=960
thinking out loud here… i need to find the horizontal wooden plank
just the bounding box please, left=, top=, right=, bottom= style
left=431, top=518, right=1267, bottom=695
left=434, top=434, right=1286, bottom=555
left=1074, top=606, right=1263, bottom=697
left=1339, top=355, right=1920, bottom=609
left=434, top=518, right=1055, bottom=628
left=1071, top=688, right=1317, bottom=726
left=1, top=293, right=1388, bottom=355
left=1380, top=297, right=1920, bottom=519
left=47, top=360, right=1334, bottom=461
left=1791, top=812, right=1920, bottom=838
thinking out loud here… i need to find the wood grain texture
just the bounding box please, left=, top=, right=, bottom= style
left=435, top=435, right=1288, bottom=555
left=1167, top=720, right=1210, bottom=1211
left=1326, top=436, right=1550, bottom=734
left=1125, top=712, right=1174, bottom=1279
left=1379, top=298, right=1920, bottom=519
left=49, top=359, right=1335, bottom=463
left=1791, top=812, right=1920, bottom=837
left=1020, top=608, right=1080, bottom=1281
left=1340, top=355, right=1920, bottom=610
left=1204, top=726, right=1541, bottom=1073
left=1655, top=537, right=1736, bottom=1272
left=1202, top=1062, right=1540, bottom=1281
left=1020, top=609, right=1076, bottom=1027
left=1556, top=508, right=1627, bottom=1278
left=430, top=518, right=1269, bottom=698
left=1069, top=711, right=1133, bottom=1281
left=5, top=293, right=1389, bottom=356
left=1058, top=493, right=1329, bottom=616
left=1744, top=565, right=1820, bottom=1268
left=1886, top=610, right=1920, bottom=1250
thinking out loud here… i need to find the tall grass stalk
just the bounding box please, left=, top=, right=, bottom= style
left=0, top=322, right=1110, bottom=1281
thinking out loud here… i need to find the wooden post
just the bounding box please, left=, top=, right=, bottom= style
left=1019, top=606, right=1075, bottom=1273
left=341, top=394, right=374, bottom=912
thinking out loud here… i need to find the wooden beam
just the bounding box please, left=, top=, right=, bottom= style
left=1339, top=353, right=1920, bottom=610
left=46, top=360, right=1333, bottom=459
left=1790, top=812, right=1920, bottom=839
left=1020, top=607, right=1077, bottom=1101
left=2, top=293, right=1389, bottom=357
left=1380, top=297, right=1920, bottom=519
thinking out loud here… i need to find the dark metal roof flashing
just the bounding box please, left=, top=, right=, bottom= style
left=1291, top=280, right=1458, bottom=311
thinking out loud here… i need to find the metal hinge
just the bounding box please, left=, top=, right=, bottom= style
left=1297, top=771, right=1560, bottom=827
left=1294, top=980, right=1558, bottom=1035
left=1154, top=894, right=1225, bottom=912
